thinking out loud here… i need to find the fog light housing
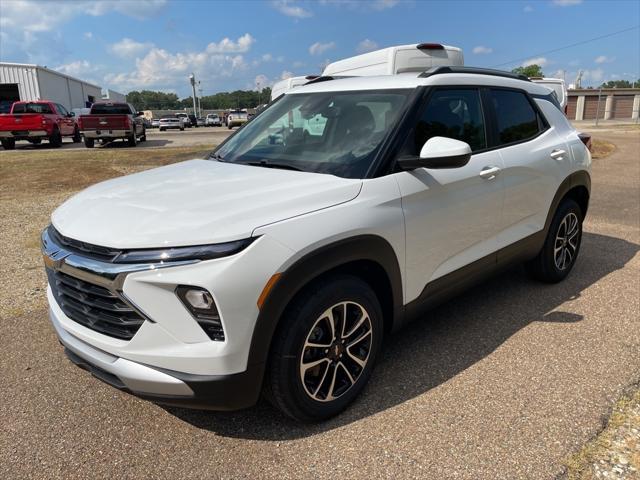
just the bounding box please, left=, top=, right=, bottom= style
left=176, top=286, right=225, bottom=341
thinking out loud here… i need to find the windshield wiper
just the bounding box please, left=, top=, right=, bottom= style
left=209, top=152, right=226, bottom=162
left=246, top=160, right=302, bottom=171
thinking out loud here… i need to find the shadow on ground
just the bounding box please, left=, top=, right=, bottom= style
left=165, top=231, right=638, bottom=439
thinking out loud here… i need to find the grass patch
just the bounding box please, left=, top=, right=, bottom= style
left=591, top=139, right=616, bottom=159
left=0, top=144, right=216, bottom=201
left=565, top=386, right=640, bottom=479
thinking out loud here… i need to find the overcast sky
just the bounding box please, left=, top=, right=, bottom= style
left=0, top=0, right=638, bottom=96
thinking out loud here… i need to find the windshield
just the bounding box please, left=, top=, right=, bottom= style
left=214, top=89, right=410, bottom=178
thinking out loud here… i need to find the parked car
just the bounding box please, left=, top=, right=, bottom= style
left=196, top=117, right=206, bottom=127
left=0, top=101, right=80, bottom=150
left=158, top=115, right=184, bottom=131
left=150, top=118, right=161, bottom=129
left=42, top=62, right=591, bottom=422
left=226, top=109, right=248, bottom=129
left=206, top=113, right=222, bottom=127
left=176, top=113, right=191, bottom=128
left=78, top=102, right=146, bottom=148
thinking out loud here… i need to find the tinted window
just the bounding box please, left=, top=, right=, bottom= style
left=90, top=103, right=132, bottom=115
left=491, top=90, right=539, bottom=144
left=57, top=104, right=69, bottom=116
left=12, top=102, right=53, bottom=114
left=414, top=89, right=486, bottom=153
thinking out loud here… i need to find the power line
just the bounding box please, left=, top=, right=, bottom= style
left=491, top=25, right=640, bottom=68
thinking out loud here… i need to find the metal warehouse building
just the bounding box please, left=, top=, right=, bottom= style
left=0, top=62, right=103, bottom=113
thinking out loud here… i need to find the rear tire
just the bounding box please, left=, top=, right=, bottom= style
left=72, top=127, right=81, bottom=143
left=266, top=275, right=383, bottom=422
left=49, top=129, right=62, bottom=148
left=180, top=127, right=184, bottom=131
left=526, top=198, right=583, bottom=283
left=84, top=138, right=94, bottom=148
left=127, top=132, right=137, bottom=147
left=1, top=138, right=16, bottom=150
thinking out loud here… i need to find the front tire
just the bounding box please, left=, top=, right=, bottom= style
left=526, top=198, right=583, bottom=283
left=72, top=127, right=81, bottom=143
left=127, top=132, right=137, bottom=147
left=84, top=137, right=94, bottom=148
left=140, top=127, right=146, bottom=142
left=266, top=275, right=383, bottom=422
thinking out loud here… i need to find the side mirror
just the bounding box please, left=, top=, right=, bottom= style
left=68, top=112, right=75, bottom=117
left=137, top=111, right=145, bottom=116
left=397, top=137, right=472, bottom=170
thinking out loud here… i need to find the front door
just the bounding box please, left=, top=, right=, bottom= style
left=394, top=87, right=504, bottom=303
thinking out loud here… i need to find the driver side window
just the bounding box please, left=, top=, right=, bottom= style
left=413, top=88, right=486, bottom=153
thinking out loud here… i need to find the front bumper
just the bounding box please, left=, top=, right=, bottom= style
left=51, top=306, right=264, bottom=410
left=82, top=129, right=128, bottom=138
left=0, top=130, right=48, bottom=138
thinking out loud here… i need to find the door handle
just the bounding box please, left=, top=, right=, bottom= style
left=479, top=166, right=501, bottom=180
left=550, top=149, right=566, bottom=160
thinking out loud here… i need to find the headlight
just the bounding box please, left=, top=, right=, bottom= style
left=114, top=238, right=255, bottom=264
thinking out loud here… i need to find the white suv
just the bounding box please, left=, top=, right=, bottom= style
left=43, top=66, right=591, bottom=422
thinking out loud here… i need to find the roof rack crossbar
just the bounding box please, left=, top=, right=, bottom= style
left=419, top=66, right=531, bottom=82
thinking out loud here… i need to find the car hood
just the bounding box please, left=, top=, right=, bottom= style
left=52, top=159, right=362, bottom=248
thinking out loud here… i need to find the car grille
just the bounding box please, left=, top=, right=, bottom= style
left=48, top=226, right=121, bottom=262
left=47, top=268, right=145, bottom=340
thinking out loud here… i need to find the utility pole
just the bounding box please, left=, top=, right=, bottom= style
left=198, top=85, right=203, bottom=117
left=189, top=73, right=197, bottom=116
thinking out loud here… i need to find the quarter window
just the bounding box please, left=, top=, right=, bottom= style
left=490, top=89, right=540, bottom=144
left=414, top=88, right=486, bottom=153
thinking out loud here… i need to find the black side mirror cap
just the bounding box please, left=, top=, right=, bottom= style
left=397, top=152, right=471, bottom=170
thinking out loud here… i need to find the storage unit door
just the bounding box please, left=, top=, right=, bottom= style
left=612, top=95, right=634, bottom=119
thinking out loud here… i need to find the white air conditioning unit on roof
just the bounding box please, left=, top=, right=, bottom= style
left=322, top=43, right=464, bottom=77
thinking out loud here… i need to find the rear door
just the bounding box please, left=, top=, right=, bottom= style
left=395, top=87, right=505, bottom=302
left=487, top=88, right=567, bottom=250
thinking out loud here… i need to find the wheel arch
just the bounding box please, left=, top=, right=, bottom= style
left=544, top=170, right=591, bottom=234
left=247, top=235, right=403, bottom=370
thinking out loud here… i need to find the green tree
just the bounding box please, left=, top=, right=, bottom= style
left=511, top=64, right=545, bottom=78
left=126, top=90, right=181, bottom=110
left=599, top=79, right=639, bottom=88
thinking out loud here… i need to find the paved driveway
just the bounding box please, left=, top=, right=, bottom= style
left=1, top=130, right=638, bottom=479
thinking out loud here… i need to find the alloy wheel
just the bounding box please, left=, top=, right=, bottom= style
left=299, top=301, right=373, bottom=402
left=554, top=212, right=579, bottom=270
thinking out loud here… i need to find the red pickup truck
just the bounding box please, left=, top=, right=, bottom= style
left=78, top=102, right=146, bottom=148
left=0, top=101, right=80, bottom=150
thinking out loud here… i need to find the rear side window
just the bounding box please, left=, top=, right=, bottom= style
left=414, top=88, right=486, bottom=153
left=90, top=104, right=131, bottom=115
left=490, top=90, right=539, bottom=144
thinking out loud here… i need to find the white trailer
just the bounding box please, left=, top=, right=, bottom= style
left=322, top=43, right=464, bottom=77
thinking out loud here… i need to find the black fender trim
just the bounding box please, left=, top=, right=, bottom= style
left=543, top=170, right=591, bottom=233
left=247, top=235, right=404, bottom=374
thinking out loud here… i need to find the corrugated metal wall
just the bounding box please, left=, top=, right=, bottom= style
left=1, top=64, right=104, bottom=110
left=0, top=64, right=40, bottom=100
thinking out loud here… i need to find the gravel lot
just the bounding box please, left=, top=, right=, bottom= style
left=0, top=128, right=638, bottom=479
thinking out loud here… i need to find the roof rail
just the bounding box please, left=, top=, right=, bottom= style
left=419, top=66, right=531, bottom=82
